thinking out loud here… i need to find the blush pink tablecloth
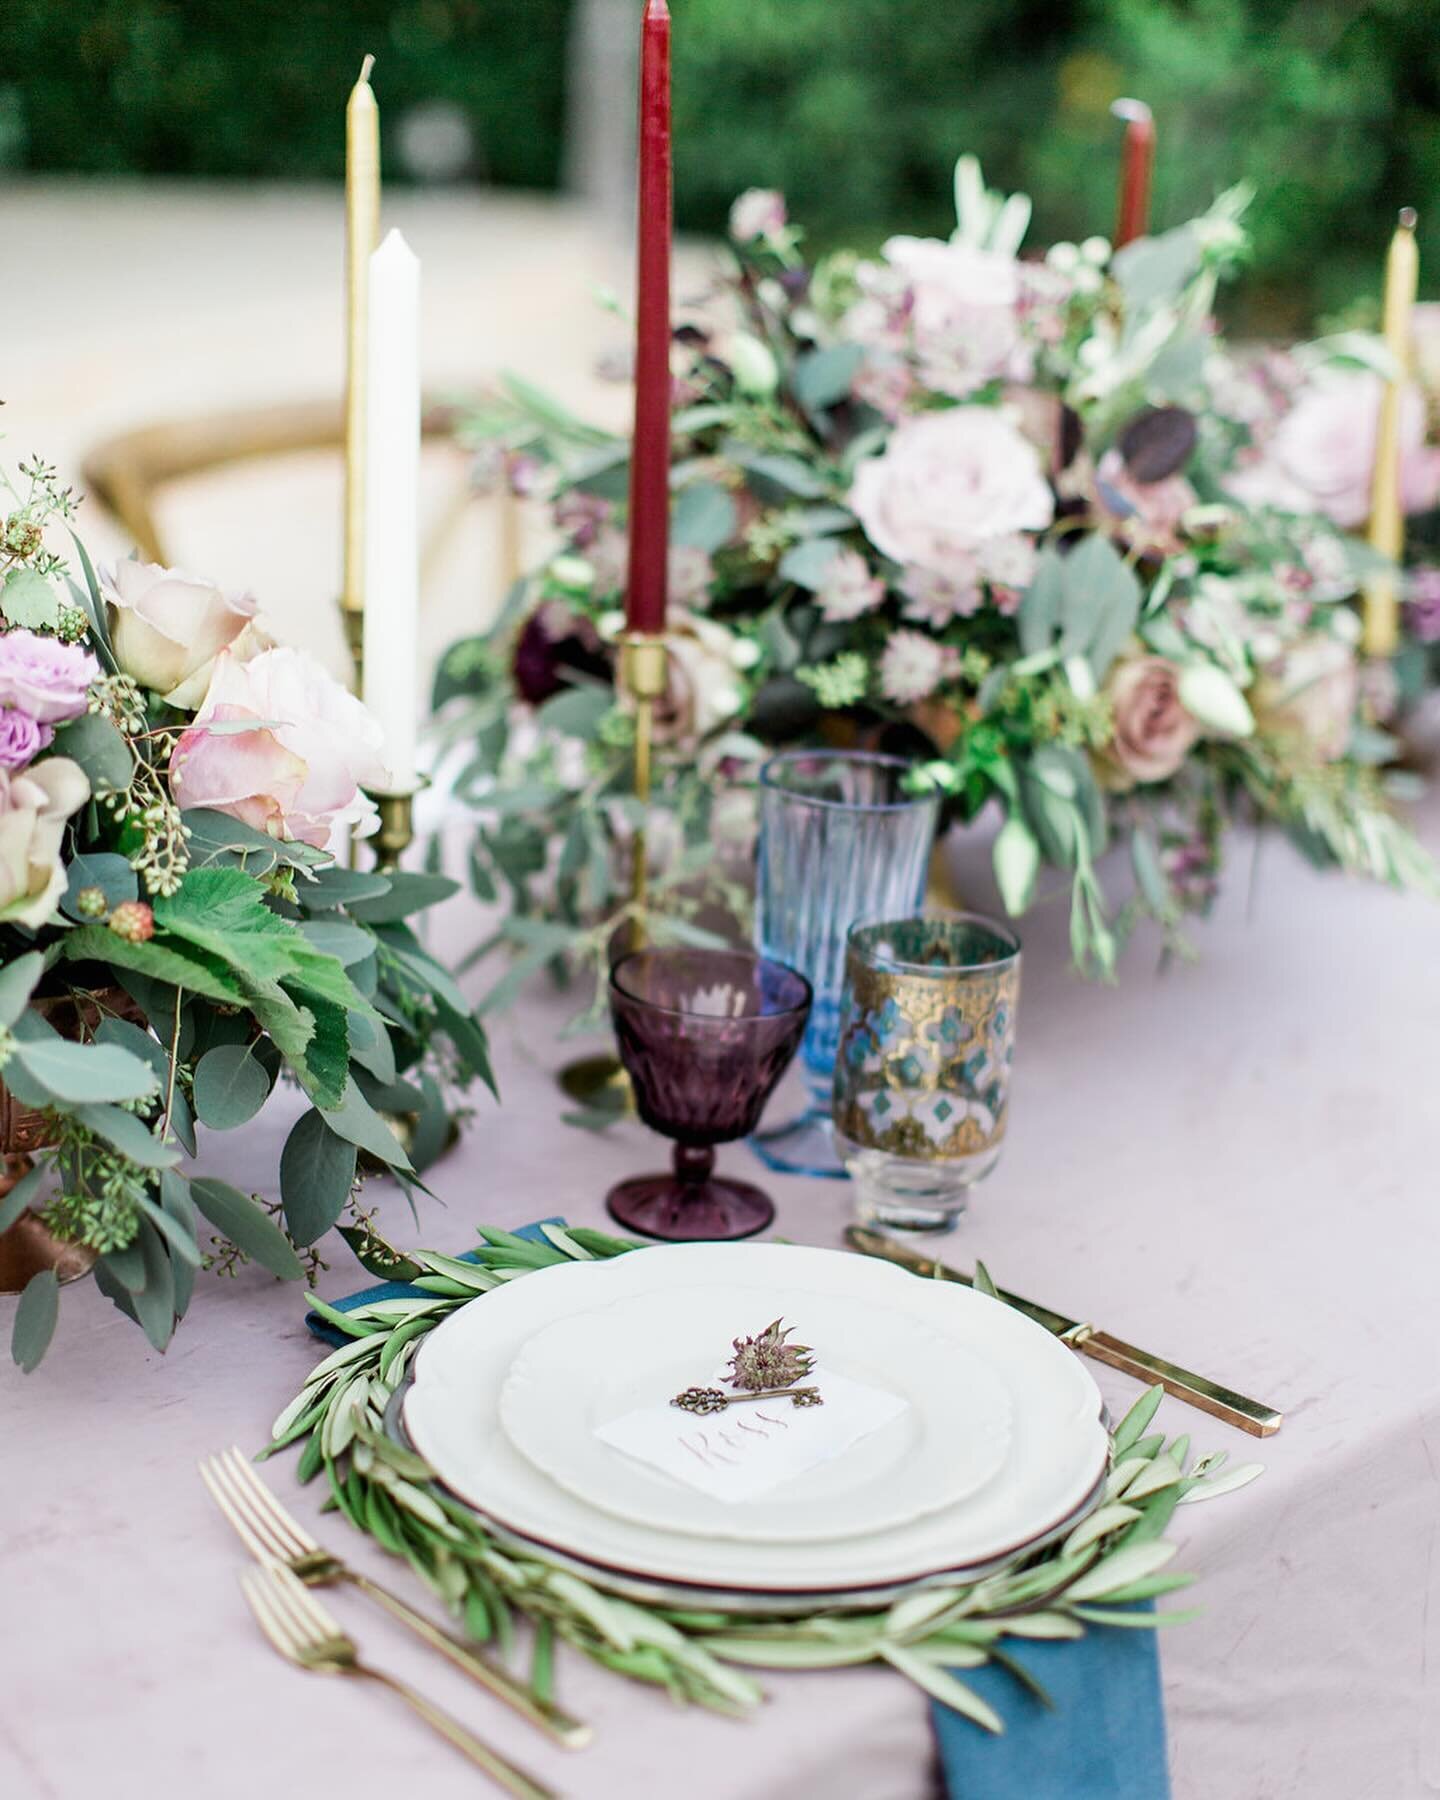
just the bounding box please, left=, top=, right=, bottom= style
left=4, top=802, right=1440, bottom=1800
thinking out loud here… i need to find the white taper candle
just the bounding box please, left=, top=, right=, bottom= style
left=362, top=228, right=421, bottom=788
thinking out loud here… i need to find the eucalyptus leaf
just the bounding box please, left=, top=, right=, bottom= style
left=52, top=712, right=134, bottom=792
left=193, top=1043, right=272, bottom=1129
left=672, top=482, right=737, bottom=553
left=0, top=950, right=44, bottom=1028
left=12, top=1269, right=59, bottom=1372
left=777, top=537, right=843, bottom=592
left=72, top=1103, right=181, bottom=1169
left=159, top=1170, right=199, bottom=1317
left=0, top=1162, right=46, bottom=1233
left=1018, top=548, right=1065, bottom=656
left=190, top=1177, right=304, bottom=1278
left=10, top=1036, right=158, bottom=1105
left=319, top=1080, right=412, bottom=1171
left=792, top=343, right=865, bottom=412
left=346, top=873, right=458, bottom=924
left=280, top=1109, right=359, bottom=1245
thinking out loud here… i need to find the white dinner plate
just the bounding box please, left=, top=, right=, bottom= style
left=403, top=1242, right=1108, bottom=1594
left=498, top=1284, right=1013, bottom=1543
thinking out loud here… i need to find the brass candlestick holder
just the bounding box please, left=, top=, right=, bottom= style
left=362, top=776, right=428, bottom=873
left=557, top=630, right=668, bottom=1113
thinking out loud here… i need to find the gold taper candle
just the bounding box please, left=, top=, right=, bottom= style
left=343, top=55, right=381, bottom=672
left=1363, top=207, right=1419, bottom=658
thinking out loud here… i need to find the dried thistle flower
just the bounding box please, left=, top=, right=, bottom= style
left=725, top=1318, right=814, bottom=1392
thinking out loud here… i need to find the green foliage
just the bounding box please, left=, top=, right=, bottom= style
left=266, top=1232, right=1260, bottom=1730
left=2, top=2, right=1432, bottom=317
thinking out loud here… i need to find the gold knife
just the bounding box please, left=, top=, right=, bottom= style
left=844, top=1227, right=1282, bottom=1438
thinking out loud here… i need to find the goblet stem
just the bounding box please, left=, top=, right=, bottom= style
left=673, top=1142, right=715, bottom=1186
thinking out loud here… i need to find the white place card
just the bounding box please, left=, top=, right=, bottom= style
left=594, top=1363, right=907, bottom=1504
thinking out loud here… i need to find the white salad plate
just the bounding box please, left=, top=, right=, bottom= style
left=497, top=1283, right=1013, bottom=1543
left=402, top=1242, right=1109, bottom=1594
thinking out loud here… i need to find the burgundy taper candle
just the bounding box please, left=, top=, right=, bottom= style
left=1112, top=98, right=1155, bottom=248
left=624, top=0, right=673, bottom=637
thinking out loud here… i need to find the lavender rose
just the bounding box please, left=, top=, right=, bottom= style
left=0, top=629, right=98, bottom=723
left=0, top=757, right=90, bottom=927
left=1098, top=656, right=1201, bottom=789
left=102, top=560, right=264, bottom=705
left=0, top=707, right=53, bottom=771
left=850, top=406, right=1054, bottom=581
left=169, top=645, right=389, bottom=848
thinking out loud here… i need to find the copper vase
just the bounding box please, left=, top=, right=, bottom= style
left=0, top=988, right=135, bottom=1295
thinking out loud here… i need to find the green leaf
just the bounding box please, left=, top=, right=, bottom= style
left=992, top=816, right=1041, bottom=917
left=1130, top=829, right=1170, bottom=914
left=793, top=343, right=865, bottom=412
left=1017, top=548, right=1064, bottom=657
left=320, top=1080, right=411, bottom=1169
left=0, top=1162, right=46, bottom=1233
left=1, top=566, right=63, bottom=629
left=1111, top=222, right=1201, bottom=313
left=297, top=920, right=377, bottom=967
left=159, top=1170, right=199, bottom=1317
left=337, top=1225, right=422, bottom=1284
left=132, top=1189, right=200, bottom=1267
left=190, top=1177, right=304, bottom=1278
left=737, top=450, right=829, bottom=500
left=182, top=807, right=329, bottom=875
left=12, top=1269, right=59, bottom=1372
left=72, top=1103, right=181, bottom=1169
left=1111, top=1384, right=1165, bottom=1457
left=345, top=873, right=459, bottom=925
left=279, top=1108, right=359, bottom=1245
left=128, top=1216, right=178, bottom=1351
left=878, top=1645, right=1003, bottom=1733
left=10, top=1035, right=158, bottom=1104
left=0, top=950, right=43, bottom=1027
left=1061, top=533, right=1137, bottom=665
left=536, top=684, right=614, bottom=740
left=777, top=537, right=843, bottom=592
left=52, top=712, right=134, bottom=792
left=300, top=866, right=393, bottom=910
left=671, top=482, right=737, bottom=553
left=192, top=1043, right=272, bottom=1129
left=60, top=926, right=244, bottom=1006
left=61, top=853, right=139, bottom=922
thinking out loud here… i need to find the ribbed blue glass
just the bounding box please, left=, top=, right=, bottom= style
left=752, top=750, right=939, bottom=1175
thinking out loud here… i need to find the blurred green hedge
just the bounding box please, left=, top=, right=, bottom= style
left=3, top=0, right=1435, bottom=323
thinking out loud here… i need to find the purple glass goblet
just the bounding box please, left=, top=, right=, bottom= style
left=606, top=948, right=812, bottom=1242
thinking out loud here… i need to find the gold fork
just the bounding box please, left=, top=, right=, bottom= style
left=240, top=1564, right=557, bottom=1799
left=200, top=1446, right=590, bottom=1749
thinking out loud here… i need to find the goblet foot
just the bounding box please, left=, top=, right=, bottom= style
left=606, top=1171, right=775, bottom=1242
left=747, top=1107, right=847, bottom=1181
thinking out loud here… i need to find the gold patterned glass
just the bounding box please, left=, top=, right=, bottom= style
left=832, top=915, right=1021, bottom=1234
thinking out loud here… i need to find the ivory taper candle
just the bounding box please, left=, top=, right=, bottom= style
left=344, top=56, right=380, bottom=642
left=362, top=229, right=421, bottom=788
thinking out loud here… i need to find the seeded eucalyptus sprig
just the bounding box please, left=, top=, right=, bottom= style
left=263, top=1227, right=1263, bottom=1733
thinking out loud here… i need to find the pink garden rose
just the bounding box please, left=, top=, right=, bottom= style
left=1250, top=636, right=1358, bottom=763
left=102, top=560, right=265, bottom=705
left=1099, top=656, right=1200, bottom=788
left=0, top=757, right=89, bottom=927
left=0, top=708, right=52, bottom=770
left=169, top=645, right=389, bottom=848
left=1226, top=370, right=1440, bottom=529
left=850, top=406, right=1054, bottom=582
left=880, top=237, right=1028, bottom=398
left=0, top=629, right=98, bottom=723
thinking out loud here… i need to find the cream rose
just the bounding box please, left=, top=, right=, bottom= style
left=881, top=237, right=1028, bottom=397
left=1250, top=637, right=1358, bottom=762
left=850, top=406, right=1054, bottom=580
left=102, top=560, right=265, bottom=705
left=654, top=611, right=754, bottom=746
left=0, top=757, right=90, bottom=928
left=1099, top=656, right=1201, bottom=788
left=169, top=645, right=389, bottom=848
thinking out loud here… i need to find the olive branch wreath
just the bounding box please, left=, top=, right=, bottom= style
left=263, top=1224, right=1261, bottom=1733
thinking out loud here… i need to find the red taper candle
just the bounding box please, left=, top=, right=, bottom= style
left=1112, top=98, right=1155, bottom=248
left=624, top=0, right=673, bottom=636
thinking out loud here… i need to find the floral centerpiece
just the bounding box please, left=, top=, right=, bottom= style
left=0, top=458, right=491, bottom=1370
left=435, top=160, right=1437, bottom=1019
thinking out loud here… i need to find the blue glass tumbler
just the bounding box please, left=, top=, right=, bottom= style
left=751, top=750, right=940, bottom=1178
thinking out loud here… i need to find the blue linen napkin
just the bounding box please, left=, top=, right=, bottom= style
left=308, top=1219, right=1169, bottom=1800
left=931, top=1605, right=1169, bottom=1799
